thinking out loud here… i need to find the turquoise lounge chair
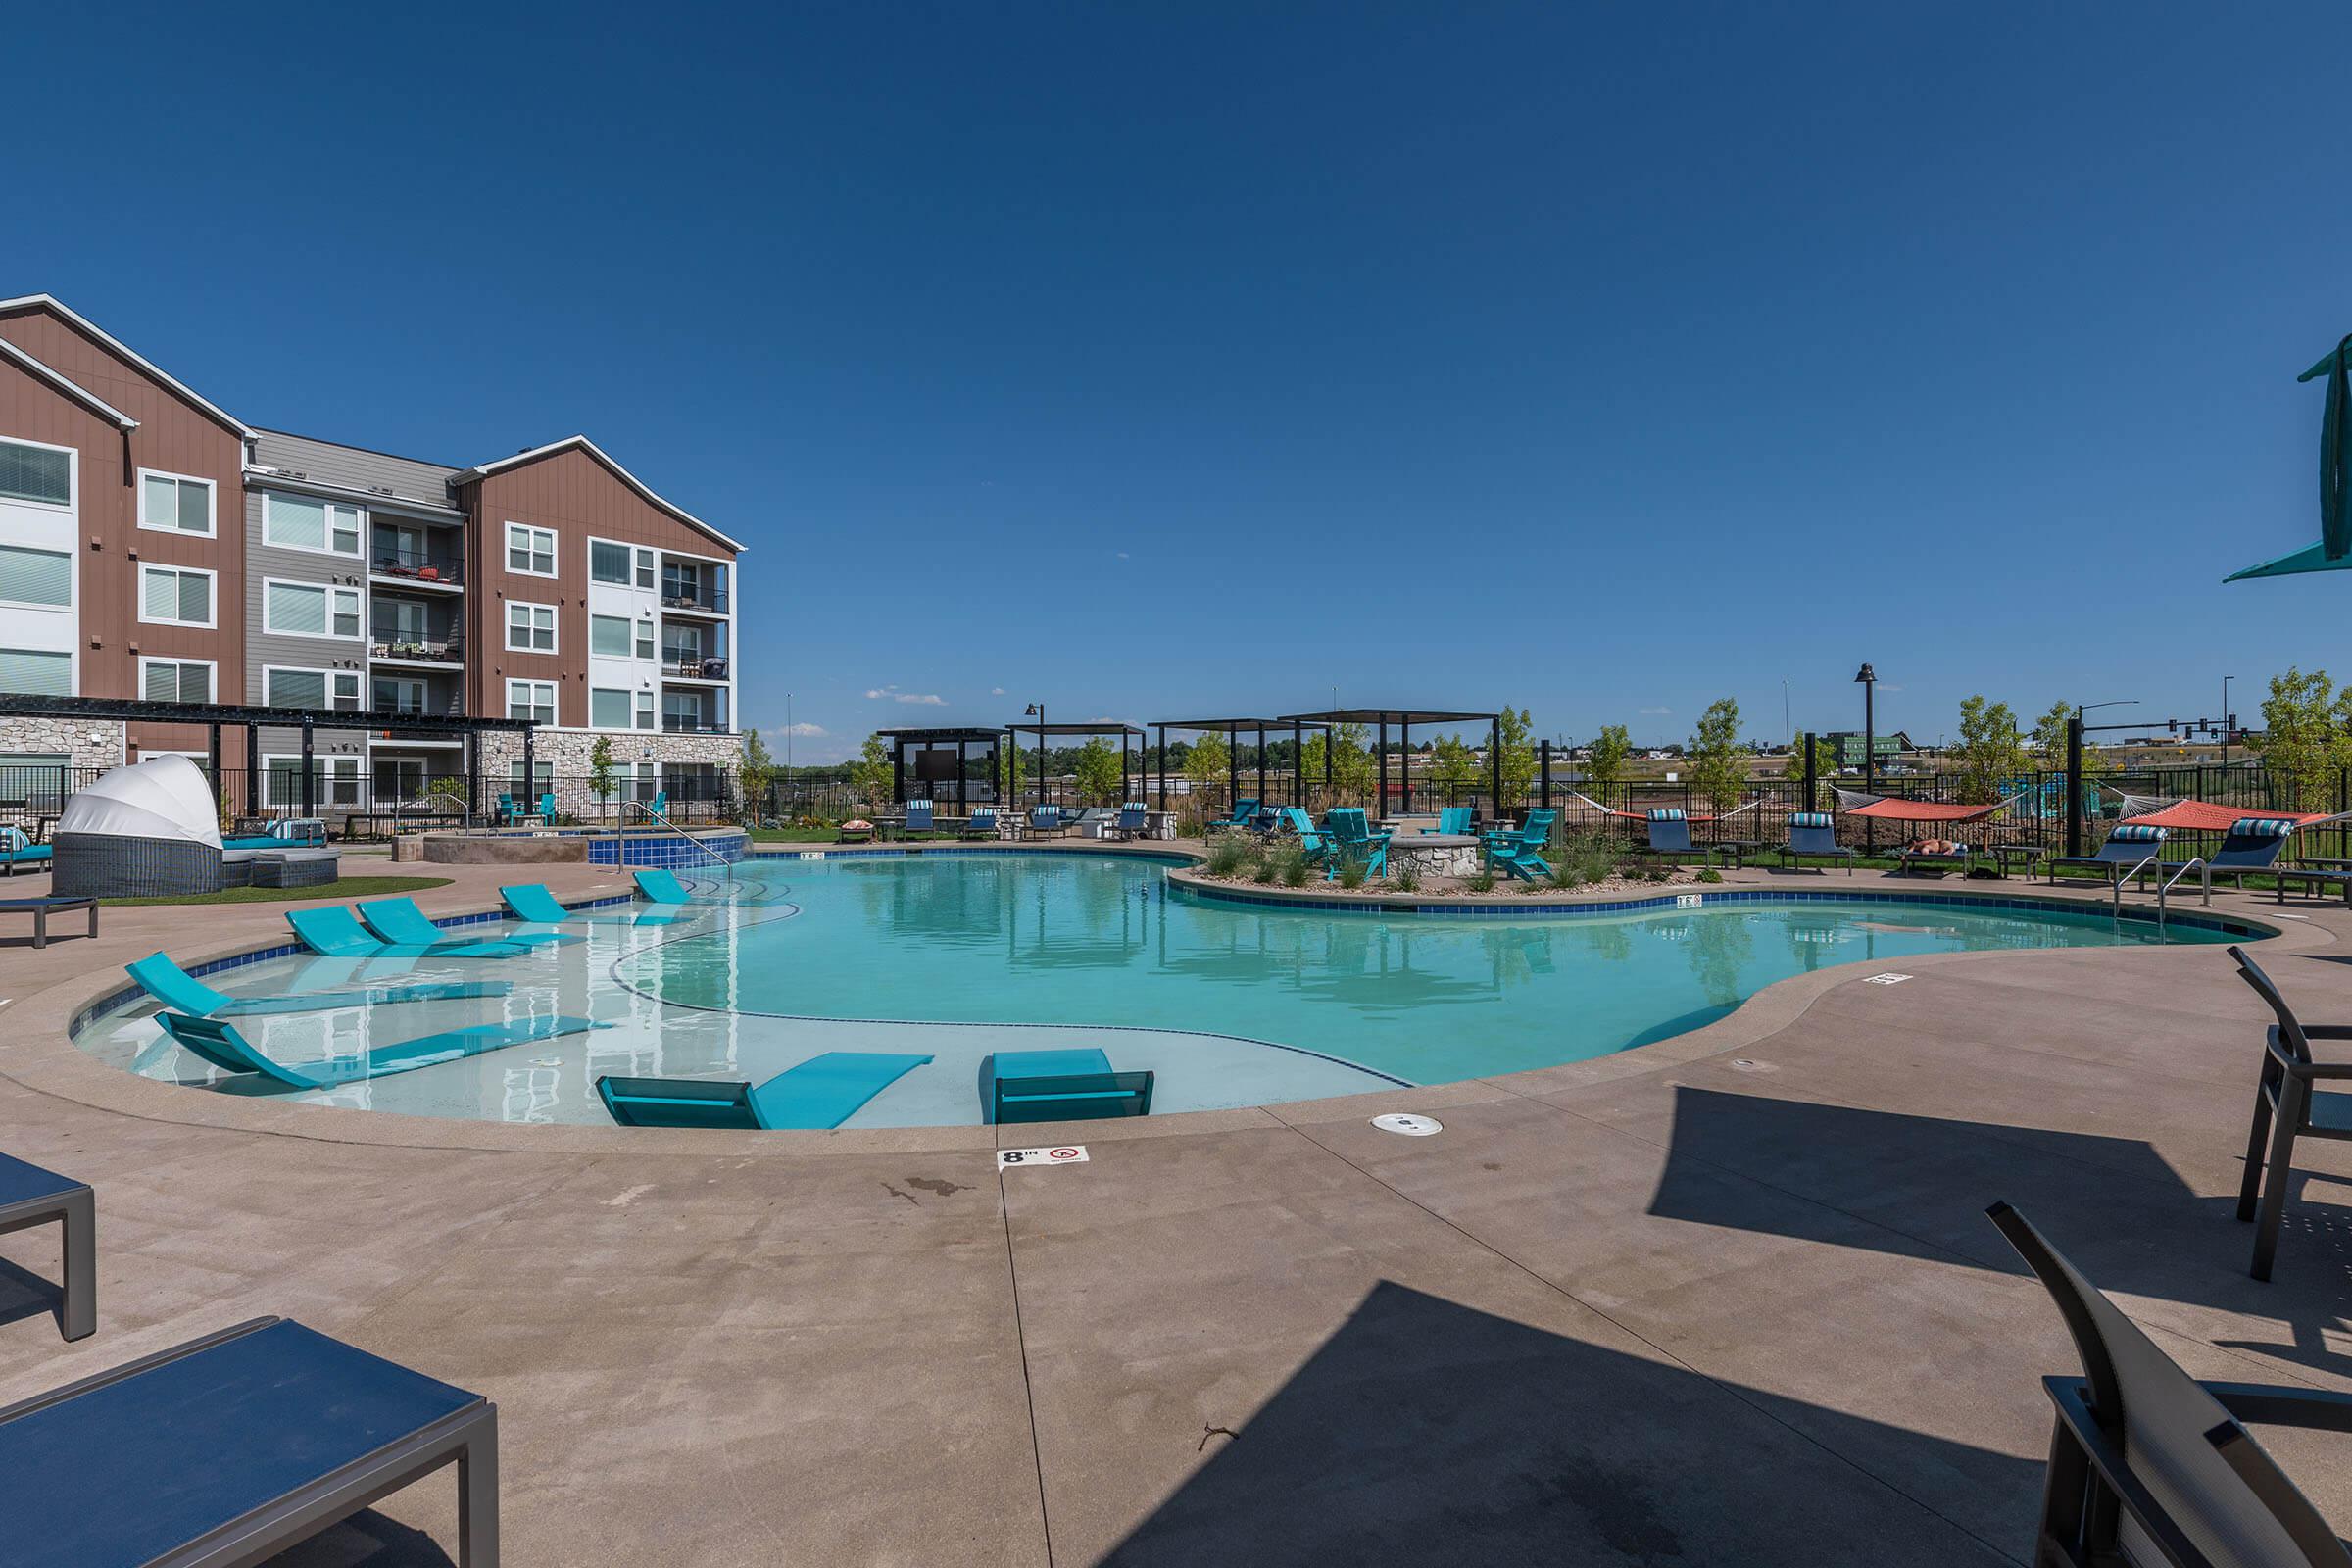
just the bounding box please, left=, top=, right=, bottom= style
left=596, top=1051, right=934, bottom=1130
left=155, top=1008, right=607, bottom=1090
left=500, top=882, right=689, bottom=928
left=1641, top=808, right=1716, bottom=866
left=1485, top=808, right=1557, bottom=881
left=633, top=867, right=695, bottom=905
left=359, top=896, right=578, bottom=950
left=1323, top=808, right=1390, bottom=879
left=1779, top=811, right=1857, bottom=874
left=1207, top=798, right=1260, bottom=834
left=896, top=800, right=936, bottom=838
left=650, top=790, right=669, bottom=818
left=1282, top=807, right=1338, bottom=871
left=989, top=1047, right=1154, bottom=1124
left=286, top=906, right=525, bottom=960
left=0, top=826, right=52, bottom=877
left=1436, top=806, right=1474, bottom=836
left=126, top=952, right=507, bottom=1018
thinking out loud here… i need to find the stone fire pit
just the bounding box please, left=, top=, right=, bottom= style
left=1386, top=832, right=1482, bottom=879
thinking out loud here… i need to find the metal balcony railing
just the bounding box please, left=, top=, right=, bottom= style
left=660, top=581, right=728, bottom=613
left=369, top=545, right=464, bottom=585
left=370, top=637, right=465, bottom=664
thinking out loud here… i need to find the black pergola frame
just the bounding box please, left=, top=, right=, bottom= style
left=1001, top=721, right=1149, bottom=808
left=0, top=694, right=536, bottom=820
left=1273, top=707, right=1504, bottom=818
left=876, top=726, right=1004, bottom=814
left=1148, top=717, right=1329, bottom=812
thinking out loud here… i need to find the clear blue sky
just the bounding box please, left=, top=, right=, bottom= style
left=11, top=3, right=2350, bottom=760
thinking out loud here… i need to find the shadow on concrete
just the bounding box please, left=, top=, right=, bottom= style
left=1100, top=1280, right=2031, bottom=1566
left=0, top=1255, right=67, bottom=1335
left=261, top=1509, right=454, bottom=1566
left=1645, top=1085, right=2352, bottom=1379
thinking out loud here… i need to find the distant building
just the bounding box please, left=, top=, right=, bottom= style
left=1820, top=730, right=1914, bottom=767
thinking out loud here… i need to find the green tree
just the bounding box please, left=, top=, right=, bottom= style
left=1585, top=725, right=1632, bottom=796
left=737, top=729, right=776, bottom=824
left=1687, top=698, right=1745, bottom=812
left=1951, top=695, right=2028, bottom=804
left=2255, top=667, right=2352, bottom=810
left=1071, top=737, right=1124, bottom=805
left=1329, top=721, right=1376, bottom=804
left=1427, top=734, right=1477, bottom=800
left=2026, top=701, right=2107, bottom=781
left=847, top=732, right=892, bottom=809
left=587, top=735, right=617, bottom=823
left=1779, top=735, right=1839, bottom=808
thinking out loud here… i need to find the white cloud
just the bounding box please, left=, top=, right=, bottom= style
left=991, top=687, right=1005, bottom=696
left=1115, top=551, right=1130, bottom=560
left=1639, top=706, right=1672, bottom=716
left=1878, top=683, right=1905, bottom=694
left=782, top=722, right=826, bottom=737
left=864, top=685, right=947, bottom=706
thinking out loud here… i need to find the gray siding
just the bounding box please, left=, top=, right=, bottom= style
left=242, top=488, right=369, bottom=706
left=250, top=429, right=458, bottom=511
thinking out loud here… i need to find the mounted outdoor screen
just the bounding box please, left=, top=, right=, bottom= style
left=913, top=748, right=960, bottom=782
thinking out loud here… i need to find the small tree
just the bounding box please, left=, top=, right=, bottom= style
left=737, top=729, right=776, bottom=825
left=1950, top=695, right=2028, bottom=805
left=1071, top=737, right=1124, bottom=805
left=1427, top=735, right=1477, bottom=801
left=2027, top=700, right=2106, bottom=781
left=846, top=733, right=892, bottom=810
left=1586, top=725, right=1632, bottom=797
left=1328, top=721, right=1376, bottom=804
left=587, top=736, right=618, bottom=823
left=1492, top=707, right=1537, bottom=809
left=1778, top=736, right=1839, bottom=808
left=2255, top=668, right=2352, bottom=810
left=1687, top=698, right=1745, bottom=813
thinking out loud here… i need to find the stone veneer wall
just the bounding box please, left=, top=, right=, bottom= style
left=0, top=718, right=128, bottom=770
left=475, top=728, right=745, bottom=818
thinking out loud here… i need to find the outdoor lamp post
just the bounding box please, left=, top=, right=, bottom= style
left=1024, top=703, right=1047, bottom=806
left=1854, top=663, right=1876, bottom=853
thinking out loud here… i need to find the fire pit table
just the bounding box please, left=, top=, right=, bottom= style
left=1385, top=833, right=1483, bottom=879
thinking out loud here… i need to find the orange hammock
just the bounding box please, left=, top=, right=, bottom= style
left=2116, top=795, right=2342, bottom=833
left=1833, top=788, right=2015, bottom=823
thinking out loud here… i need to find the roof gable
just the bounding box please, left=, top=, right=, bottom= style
left=0, top=294, right=249, bottom=438
left=0, top=336, right=138, bottom=430
left=453, top=435, right=743, bottom=554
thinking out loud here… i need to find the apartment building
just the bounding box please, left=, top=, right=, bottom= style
left=0, top=294, right=744, bottom=813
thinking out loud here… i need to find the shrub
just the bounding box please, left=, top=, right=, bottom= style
left=1204, top=835, right=1253, bottom=876
left=1695, top=868, right=1724, bottom=884
left=1465, top=865, right=1497, bottom=893
left=1337, top=856, right=1370, bottom=890
left=1267, top=839, right=1307, bottom=887
left=1250, top=845, right=1282, bottom=884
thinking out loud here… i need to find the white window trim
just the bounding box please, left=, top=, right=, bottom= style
left=506, top=678, right=557, bottom=725
left=136, top=655, right=218, bottom=704
left=261, top=664, right=364, bottom=710
left=506, top=522, right=559, bottom=579
left=135, top=467, right=218, bottom=539
left=505, top=599, right=559, bottom=654
left=260, top=488, right=365, bottom=559
left=136, top=562, right=218, bottom=628
left=589, top=612, right=639, bottom=661
left=587, top=534, right=640, bottom=588
left=634, top=689, right=656, bottom=731
left=0, top=541, right=74, bottom=612
left=0, top=434, right=76, bottom=514
left=261, top=752, right=365, bottom=808
left=262, top=577, right=364, bottom=641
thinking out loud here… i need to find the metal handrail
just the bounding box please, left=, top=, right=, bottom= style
left=2111, top=854, right=2163, bottom=919
left=621, top=799, right=734, bottom=887
left=392, top=788, right=471, bottom=837
left=2162, top=857, right=2210, bottom=908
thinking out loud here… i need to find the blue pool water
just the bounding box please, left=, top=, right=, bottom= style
left=74, top=852, right=2249, bottom=1126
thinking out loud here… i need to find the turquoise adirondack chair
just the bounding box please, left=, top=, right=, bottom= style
left=1487, top=808, right=1557, bottom=881
left=1436, top=806, right=1474, bottom=836
left=1324, top=808, right=1390, bottom=879
left=1282, top=807, right=1338, bottom=870
left=1208, top=797, right=1260, bottom=833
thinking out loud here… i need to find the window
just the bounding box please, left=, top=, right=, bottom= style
left=635, top=689, right=655, bottom=730
left=139, top=658, right=213, bottom=703
left=0, top=649, right=71, bottom=696
left=506, top=601, right=556, bottom=653
left=138, top=564, right=215, bottom=627
left=263, top=492, right=362, bottom=556
left=663, top=624, right=703, bottom=666
left=264, top=755, right=362, bottom=808
left=591, top=687, right=632, bottom=728
left=663, top=691, right=706, bottom=732
left=506, top=523, right=556, bottom=577
left=0, top=439, right=72, bottom=508
left=590, top=614, right=634, bottom=658
left=264, top=580, right=362, bottom=639
left=636, top=548, right=655, bottom=589
left=0, top=545, right=71, bottom=608
left=590, top=540, right=631, bottom=584
left=138, top=470, right=214, bottom=536
left=372, top=676, right=426, bottom=715
left=264, top=666, right=362, bottom=710
left=507, top=680, right=555, bottom=725
left=509, top=760, right=554, bottom=797
left=636, top=618, right=656, bottom=661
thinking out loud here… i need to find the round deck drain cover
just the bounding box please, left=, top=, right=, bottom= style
left=1372, top=1113, right=1444, bottom=1137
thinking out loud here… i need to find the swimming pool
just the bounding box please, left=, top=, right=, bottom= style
left=72, top=851, right=2255, bottom=1127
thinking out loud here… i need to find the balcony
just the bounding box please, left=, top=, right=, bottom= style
left=370, top=636, right=466, bottom=667
left=661, top=656, right=731, bottom=683
left=661, top=715, right=733, bottom=735
left=659, top=581, right=729, bottom=615
left=368, top=544, right=464, bottom=588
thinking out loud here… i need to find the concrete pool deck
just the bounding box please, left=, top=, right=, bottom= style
left=1, top=849, right=2349, bottom=1563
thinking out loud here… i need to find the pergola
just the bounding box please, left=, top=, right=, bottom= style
left=1274, top=706, right=1503, bottom=816
left=876, top=727, right=1003, bottom=813
left=0, top=694, right=537, bottom=816
left=1002, top=721, right=1148, bottom=807
left=1148, top=717, right=1329, bottom=811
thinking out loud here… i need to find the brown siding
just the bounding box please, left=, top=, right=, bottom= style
left=0, top=304, right=249, bottom=760
left=462, top=446, right=734, bottom=727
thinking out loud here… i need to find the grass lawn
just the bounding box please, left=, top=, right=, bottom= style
left=100, top=875, right=453, bottom=907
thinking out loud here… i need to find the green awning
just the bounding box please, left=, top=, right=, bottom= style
left=2228, top=334, right=2352, bottom=581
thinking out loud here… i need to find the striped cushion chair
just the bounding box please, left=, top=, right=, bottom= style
left=1643, top=807, right=1703, bottom=860
left=1781, top=810, right=1853, bottom=873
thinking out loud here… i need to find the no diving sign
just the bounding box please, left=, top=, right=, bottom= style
left=999, top=1145, right=1089, bottom=1169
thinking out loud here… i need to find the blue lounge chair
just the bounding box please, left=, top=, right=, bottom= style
left=1207, top=797, right=1260, bottom=834
left=1323, top=808, right=1391, bottom=879
left=896, top=800, right=936, bottom=838
left=1025, top=805, right=1070, bottom=839
left=596, top=1051, right=934, bottom=1130
left=988, top=1047, right=1154, bottom=1124
left=650, top=789, right=669, bottom=818
left=1778, top=810, right=1857, bottom=874
left=633, top=867, right=696, bottom=906
left=360, top=896, right=578, bottom=950
left=2047, top=823, right=2168, bottom=887
left=286, top=906, right=525, bottom=960
left=501, top=882, right=689, bottom=929
left=126, top=952, right=507, bottom=1018
left=0, top=1149, right=93, bottom=1341
left=157, top=1008, right=608, bottom=1090
left=0, top=1317, right=497, bottom=1567
left=1485, top=808, right=1557, bottom=881
left=960, top=807, right=1001, bottom=840
left=2152, top=816, right=2297, bottom=901
left=1108, top=802, right=1150, bottom=840
left=0, top=826, right=52, bottom=877
left=222, top=818, right=328, bottom=851
left=1435, top=806, right=1474, bottom=836
left=1641, top=808, right=1716, bottom=866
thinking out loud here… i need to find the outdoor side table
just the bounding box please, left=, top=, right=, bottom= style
left=0, top=896, right=96, bottom=949
left=1989, top=844, right=2043, bottom=879
left=1713, top=839, right=1760, bottom=869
